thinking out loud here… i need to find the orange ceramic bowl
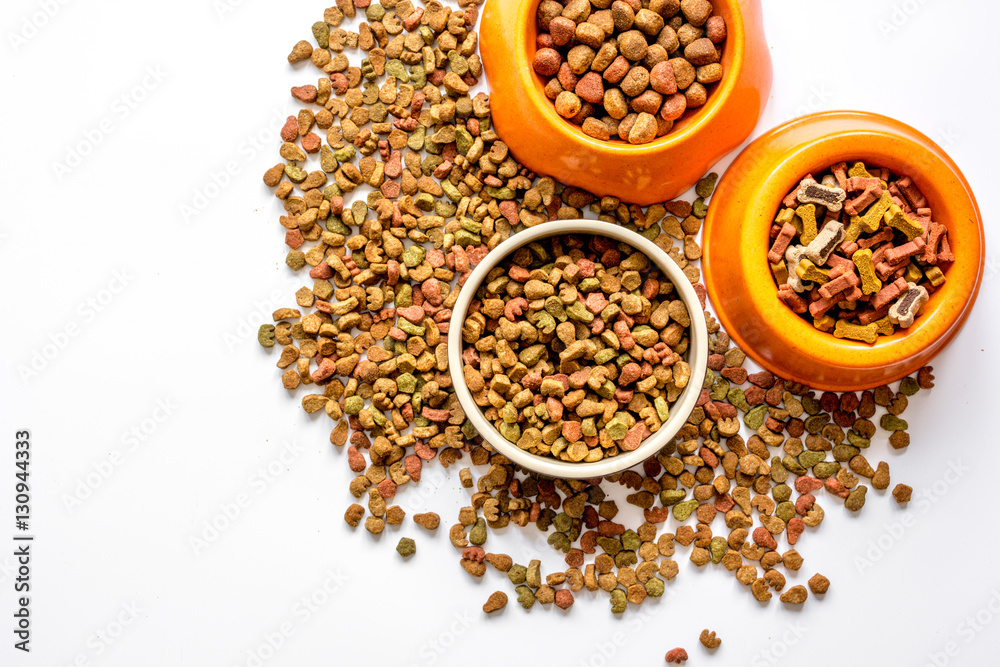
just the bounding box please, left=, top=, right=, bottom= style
left=702, top=111, right=985, bottom=391
left=479, top=0, right=772, bottom=205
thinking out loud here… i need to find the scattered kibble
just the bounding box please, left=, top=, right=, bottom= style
left=699, top=629, right=721, bottom=649
left=462, top=232, right=692, bottom=462
left=260, top=1, right=925, bottom=619
left=533, top=0, right=727, bottom=144
left=664, top=647, right=689, bottom=664
left=808, top=573, right=829, bottom=595
left=770, top=163, right=952, bottom=341
left=483, top=590, right=508, bottom=613
left=892, top=483, right=913, bottom=504
left=396, top=537, right=416, bottom=557
left=780, top=585, right=808, bottom=604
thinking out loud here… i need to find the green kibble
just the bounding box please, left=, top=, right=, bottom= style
left=710, top=536, right=727, bottom=563
left=782, top=455, right=807, bottom=475
left=470, top=518, right=487, bottom=545
left=813, top=462, right=841, bottom=479
left=594, top=349, right=616, bottom=364
left=745, top=405, right=768, bottom=430
left=552, top=512, right=573, bottom=533
left=566, top=301, right=595, bottom=323
left=606, top=418, right=628, bottom=441
left=696, top=172, right=719, bottom=199
left=798, top=450, right=826, bottom=469
left=396, top=373, right=417, bottom=394
left=673, top=499, right=699, bottom=521
left=899, top=377, right=920, bottom=396
left=621, top=529, right=640, bottom=551
left=508, top=564, right=527, bottom=585
left=397, top=320, right=425, bottom=336
left=385, top=59, right=409, bottom=81
left=775, top=501, right=796, bottom=522
left=772, top=483, right=791, bottom=503
left=334, top=145, right=356, bottom=162
left=498, top=421, right=520, bottom=443
left=654, top=396, right=671, bottom=422
left=833, top=444, right=860, bottom=462
left=396, top=537, right=416, bottom=557
left=344, top=396, right=364, bottom=415
left=285, top=164, right=307, bottom=182
left=597, top=536, right=622, bottom=556
left=880, top=414, right=909, bottom=431
left=805, top=414, right=830, bottom=434
left=610, top=589, right=627, bottom=614
left=455, top=229, right=481, bottom=247
left=645, top=577, right=665, bottom=597
left=801, top=395, right=822, bottom=415
left=692, top=197, right=709, bottom=218
left=846, top=431, right=871, bottom=449
left=548, top=532, right=571, bottom=552
left=582, top=418, right=597, bottom=437
left=710, top=376, right=730, bottom=401
left=257, top=324, right=275, bottom=348
left=728, top=387, right=749, bottom=412
left=515, top=585, right=536, bottom=610
left=615, top=550, right=638, bottom=568
left=660, top=489, right=687, bottom=506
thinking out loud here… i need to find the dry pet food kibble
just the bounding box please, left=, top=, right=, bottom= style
left=769, top=162, right=952, bottom=342
left=259, top=1, right=928, bottom=619
left=533, top=0, right=727, bottom=143
left=462, top=233, right=693, bottom=462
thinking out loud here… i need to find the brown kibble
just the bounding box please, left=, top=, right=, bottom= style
left=780, top=585, right=808, bottom=604
left=872, top=461, right=890, bottom=490
left=483, top=591, right=508, bottom=613
left=414, top=512, right=440, bottom=531
left=288, top=40, right=313, bottom=63
left=892, top=483, right=913, bottom=504
left=344, top=503, right=364, bottom=527
left=699, top=629, right=721, bottom=649
left=808, top=573, right=830, bottom=595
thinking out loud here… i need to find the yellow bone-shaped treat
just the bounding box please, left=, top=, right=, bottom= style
left=852, top=248, right=882, bottom=295
left=796, top=258, right=830, bottom=284
left=834, top=319, right=878, bottom=344
left=924, top=265, right=946, bottom=286
left=874, top=316, right=895, bottom=336
left=904, top=263, right=924, bottom=284
left=775, top=207, right=798, bottom=234
left=813, top=314, right=835, bottom=332
left=771, top=260, right=789, bottom=286
left=845, top=192, right=893, bottom=244
left=884, top=204, right=923, bottom=241
left=796, top=204, right=819, bottom=244
left=848, top=161, right=874, bottom=179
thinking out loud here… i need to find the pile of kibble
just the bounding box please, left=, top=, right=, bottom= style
left=532, top=0, right=726, bottom=143
left=258, top=0, right=929, bottom=630
left=769, top=162, right=952, bottom=343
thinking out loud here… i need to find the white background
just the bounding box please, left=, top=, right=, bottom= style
left=1, top=0, right=998, bottom=665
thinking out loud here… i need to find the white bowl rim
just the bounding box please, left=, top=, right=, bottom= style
left=447, top=219, right=709, bottom=480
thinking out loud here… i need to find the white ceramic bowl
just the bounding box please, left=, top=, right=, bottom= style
left=447, top=220, right=709, bottom=479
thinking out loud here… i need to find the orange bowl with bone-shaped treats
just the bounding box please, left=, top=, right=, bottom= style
left=479, top=0, right=772, bottom=205
left=702, top=111, right=985, bottom=392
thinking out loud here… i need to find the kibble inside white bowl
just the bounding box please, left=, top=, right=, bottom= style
left=447, top=220, right=709, bottom=479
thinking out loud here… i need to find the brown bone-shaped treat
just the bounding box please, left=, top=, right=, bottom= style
left=888, top=283, right=929, bottom=328
left=797, top=177, right=847, bottom=213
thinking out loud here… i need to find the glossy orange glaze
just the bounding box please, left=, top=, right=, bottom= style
left=479, top=0, right=772, bottom=205
left=702, top=111, right=985, bottom=391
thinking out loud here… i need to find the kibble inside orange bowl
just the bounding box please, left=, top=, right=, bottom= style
left=448, top=220, right=708, bottom=479
left=702, top=111, right=985, bottom=391
left=479, top=0, right=772, bottom=205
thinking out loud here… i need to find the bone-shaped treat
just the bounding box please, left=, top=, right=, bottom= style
left=888, top=282, right=929, bottom=328
left=796, top=178, right=847, bottom=213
